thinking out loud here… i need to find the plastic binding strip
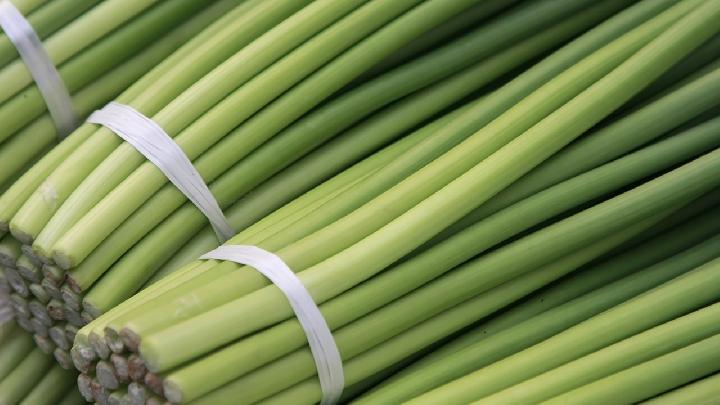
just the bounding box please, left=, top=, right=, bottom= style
left=87, top=102, right=235, bottom=242
left=201, top=245, right=345, bottom=405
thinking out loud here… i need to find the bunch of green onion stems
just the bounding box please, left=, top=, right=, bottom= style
left=0, top=0, right=718, bottom=403
left=59, top=0, right=720, bottom=403
left=1, top=0, right=597, bottom=368
left=0, top=0, right=233, bottom=192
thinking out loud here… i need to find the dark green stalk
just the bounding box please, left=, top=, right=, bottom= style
left=544, top=331, right=720, bottom=404
left=410, top=255, right=720, bottom=403
left=364, top=232, right=720, bottom=403
left=0, top=348, right=54, bottom=404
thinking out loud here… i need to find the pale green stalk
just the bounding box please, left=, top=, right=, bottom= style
left=139, top=0, right=720, bottom=371
left=630, top=32, right=720, bottom=106
left=0, top=325, right=34, bottom=379
left=361, top=0, right=552, bottom=78
left=12, top=0, right=49, bottom=15
left=73, top=261, right=211, bottom=348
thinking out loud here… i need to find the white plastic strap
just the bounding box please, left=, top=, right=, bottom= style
left=0, top=0, right=76, bottom=137
left=88, top=102, right=235, bottom=242
left=201, top=245, right=344, bottom=405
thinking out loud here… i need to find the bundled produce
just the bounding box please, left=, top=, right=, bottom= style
left=0, top=0, right=717, bottom=403
left=0, top=0, right=239, bottom=192
left=0, top=0, right=605, bottom=369
left=61, top=0, right=720, bottom=403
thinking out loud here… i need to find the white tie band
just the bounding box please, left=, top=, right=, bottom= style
left=201, top=245, right=345, bottom=405
left=88, top=102, right=235, bottom=242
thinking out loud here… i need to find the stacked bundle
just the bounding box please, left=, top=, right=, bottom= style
left=69, top=0, right=720, bottom=403
left=0, top=0, right=582, bottom=371
left=0, top=0, right=236, bottom=191
left=0, top=322, right=82, bottom=404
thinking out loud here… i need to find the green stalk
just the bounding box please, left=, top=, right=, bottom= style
left=109, top=0, right=683, bottom=343
left=171, top=114, right=720, bottom=399
left=7, top=0, right=307, bottom=241
left=57, top=387, right=84, bottom=405
left=203, top=218, right=659, bottom=404
left=48, top=0, right=475, bottom=269
left=629, top=33, right=720, bottom=106
left=443, top=62, right=720, bottom=234
left=643, top=372, right=720, bottom=404
left=543, top=331, right=720, bottom=404
left=139, top=0, right=720, bottom=371
left=74, top=0, right=610, bottom=306
left=0, top=325, right=35, bottom=380
left=0, top=233, right=22, bottom=265
left=361, top=0, right=521, bottom=77
left=11, top=0, right=49, bottom=15
left=480, top=302, right=720, bottom=404
left=411, top=256, right=720, bottom=403
left=0, top=0, right=162, bottom=104
left=0, top=349, right=54, bottom=404
left=20, top=364, right=77, bottom=405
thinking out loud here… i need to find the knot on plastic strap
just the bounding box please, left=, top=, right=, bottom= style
left=88, top=102, right=235, bottom=242
left=0, top=0, right=76, bottom=137
left=201, top=245, right=344, bottom=405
